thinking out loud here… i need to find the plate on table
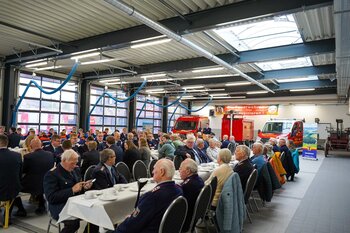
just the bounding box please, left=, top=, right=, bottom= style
left=129, top=187, right=146, bottom=192
left=98, top=194, right=118, bottom=201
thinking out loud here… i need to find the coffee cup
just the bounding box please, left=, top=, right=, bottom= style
left=114, top=184, right=122, bottom=191
left=84, top=191, right=95, bottom=199
left=105, top=189, right=116, bottom=196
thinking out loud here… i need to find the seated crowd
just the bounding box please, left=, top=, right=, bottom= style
left=0, top=125, right=299, bottom=233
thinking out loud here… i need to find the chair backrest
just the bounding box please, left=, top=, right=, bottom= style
left=148, top=159, right=157, bottom=177
left=116, top=162, right=132, bottom=183
left=84, top=165, right=96, bottom=181
left=188, top=185, right=212, bottom=231
left=173, top=156, right=183, bottom=170
left=158, top=196, right=188, bottom=233
left=244, top=169, right=258, bottom=204
left=132, top=160, right=148, bottom=180
left=208, top=176, right=218, bottom=205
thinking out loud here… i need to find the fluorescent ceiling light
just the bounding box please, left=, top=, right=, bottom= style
left=151, top=78, right=173, bottom=82
left=106, top=81, right=128, bottom=85
left=131, top=38, right=171, bottom=49
left=225, top=81, right=251, bottom=86
left=192, top=67, right=225, bottom=73
left=182, top=85, right=204, bottom=89
left=190, top=74, right=234, bottom=80
left=230, top=96, right=246, bottom=99
left=141, top=73, right=166, bottom=79
left=81, top=59, right=113, bottom=65
left=276, top=76, right=318, bottom=83
left=70, top=52, right=100, bottom=60
left=212, top=96, right=232, bottom=99
left=131, top=35, right=166, bottom=44
left=210, top=93, right=228, bottom=96
left=25, top=61, right=48, bottom=68
left=246, top=91, right=268, bottom=95
left=177, top=95, right=194, bottom=98
left=25, top=58, right=47, bottom=64
left=148, top=91, right=165, bottom=94
left=208, top=88, right=225, bottom=91
left=146, top=88, right=164, bottom=92
left=99, top=78, right=120, bottom=83
left=290, top=88, right=315, bottom=92
left=70, top=49, right=99, bottom=56
left=34, top=65, right=62, bottom=71
left=186, top=89, right=207, bottom=93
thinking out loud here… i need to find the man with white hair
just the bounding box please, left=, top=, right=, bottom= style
left=234, top=145, right=254, bottom=191
left=44, top=149, right=94, bottom=233
left=251, top=142, right=266, bottom=174
left=175, top=136, right=203, bottom=163
left=115, top=159, right=183, bottom=233
left=179, top=159, right=204, bottom=232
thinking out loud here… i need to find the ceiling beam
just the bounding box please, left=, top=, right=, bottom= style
left=4, top=0, right=332, bottom=64
left=224, top=79, right=336, bottom=92
left=82, top=39, right=334, bottom=78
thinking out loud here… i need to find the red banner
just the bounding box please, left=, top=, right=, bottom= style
left=224, top=105, right=279, bottom=115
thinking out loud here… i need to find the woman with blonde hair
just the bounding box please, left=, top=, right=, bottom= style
left=205, top=149, right=233, bottom=208
left=21, top=134, right=36, bottom=157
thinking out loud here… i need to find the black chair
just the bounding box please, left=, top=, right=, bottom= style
left=148, top=159, right=157, bottom=177
left=158, top=196, right=188, bottom=233
left=84, top=165, right=96, bottom=181
left=244, top=169, right=258, bottom=223
left=132, top=160, right=148, bottom=180
left=174, top=156, right=183, bottom=170
left=44, top=195, right=61, bottom=233
left=116, top=162, right=132, bottom=183
left=187, top=185, right=212, bottom=233
left=204, top=177, right=218, bottom=232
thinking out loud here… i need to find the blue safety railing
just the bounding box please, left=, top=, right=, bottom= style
left=167, top=104, right=179, bottom=132
left=11, top=62, right=79, bottom=127
left=135, top=91, right=187, bottom=129
left=87, top=79, right=147, bottom=130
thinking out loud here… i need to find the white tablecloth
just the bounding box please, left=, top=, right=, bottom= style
left=58, top=181, right=157, bottom=230
left=58, top=161, right=237, bottom=230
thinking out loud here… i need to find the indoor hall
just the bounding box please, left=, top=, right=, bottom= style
left=0, top=0, right=349, bottom=233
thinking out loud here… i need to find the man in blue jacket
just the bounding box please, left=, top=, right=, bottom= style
left=115, top=159, right=183, bottom=233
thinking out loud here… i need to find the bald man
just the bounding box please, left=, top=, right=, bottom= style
left=19, top=138, right=55, bottom=214
left=115, top=159, right=183, bottom=233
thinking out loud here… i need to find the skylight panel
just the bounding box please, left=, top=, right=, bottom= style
left=213, top=14, right=302, bottom=51
left=255, top=57, right=313, bottom=71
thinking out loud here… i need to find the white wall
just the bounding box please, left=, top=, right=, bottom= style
left=192, top=103, right=350, bottom=139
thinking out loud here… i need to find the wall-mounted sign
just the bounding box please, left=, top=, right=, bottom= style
left=224, top=105, right=279, bottom=115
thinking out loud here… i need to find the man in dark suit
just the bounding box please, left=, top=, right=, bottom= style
left=7, top=127, right=21, bottom=148
left=114, top=159, right=182, bottom=233
left=92, top=149, right=127, bottom=190
left=179, top=159, right=204, bottom=232
left=44, top=149, right=94, bottom=233
left=106, top=136, right=124, bottom=164
left=221, top=134, right=230, bottom=148
left=18, top=138, right=55, bottom=214
left=120, top=127, right=128, bottom=142
left=175, top=136, right=202, bottom=163
left=0, top=135, right=22, bottom=217
left=81, top=141, right=100, bottom=177
left=202, top=123, right=212, bottom=135
left=78, top=136, right=95, bottom=156
left=234, top=145, right=254, bottom=191
left=43, top=134, right=63, bottom=164
left=96, top=133, right=107, bottom=151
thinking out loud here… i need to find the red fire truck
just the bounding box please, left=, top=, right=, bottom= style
left=221, top=114, right=254, bottom=144
left=172, top=116, right=209, bottom=135
left=257, top=119, right=304, bottom=147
